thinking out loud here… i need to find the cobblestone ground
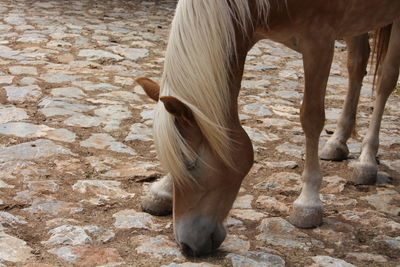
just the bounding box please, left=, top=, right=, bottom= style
left=0, top=1, right=399, bottom=266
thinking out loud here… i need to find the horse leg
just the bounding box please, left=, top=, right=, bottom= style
left=352, top=21, right=400, bottom=184
left=320, top=34, right=370, bottom=160
left=289, top=37, right=334, bottom=228
left=141, top=174, right=173, bottom=215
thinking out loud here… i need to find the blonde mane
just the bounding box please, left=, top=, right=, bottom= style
left=154, top=0, right=270, bottom=186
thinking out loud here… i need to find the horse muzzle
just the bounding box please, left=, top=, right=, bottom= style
left=174, top=214, right=227, bottom=257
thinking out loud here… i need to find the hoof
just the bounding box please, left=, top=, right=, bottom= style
left=141, top=193, right=172, bottom=216
left=288, top=203, right=323, bottom=229
left=351, top=162, right=377, bottom=185
left=320, top=141, right=349, bottom=161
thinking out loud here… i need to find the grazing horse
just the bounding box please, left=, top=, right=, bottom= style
left=136, top=0, right=400, bottom=257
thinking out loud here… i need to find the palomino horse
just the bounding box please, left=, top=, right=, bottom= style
left=136, top=0, right=400, bottom=256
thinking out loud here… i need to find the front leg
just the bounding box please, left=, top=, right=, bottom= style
left=141, top=174, right=173, bottom=216
left=289, top=36, right=334, bottom=228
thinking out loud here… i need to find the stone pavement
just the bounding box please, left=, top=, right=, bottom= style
left=0, top=0, right=399, bottom=266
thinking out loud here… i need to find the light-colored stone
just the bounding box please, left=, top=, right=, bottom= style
left=227, top=251, right=285, bottom=267
left=113, top=209, right=160, bottom=230
left=78, top=49, right=124, bottom=61
left=310, top=256, right=357, bottom=267
left=347, top=252, right=387, bottom=263
left=132, top=235, right=182, bottom=260
left=43, top=225, right=92, bottom=246
left=230, top=209, right=267, bottom=221
left=3, top=85, right=41, bottom=102
left=72, top=180, right=134, bottom=198
left=0, top=232, right=32, bottom=262
left=9, top=66, right=37, bottom=75
left=0, top=139, right=72, bottom=162
left=0, top=106, right=29, bottom=123
left=81, top=133, right=136, bottom=155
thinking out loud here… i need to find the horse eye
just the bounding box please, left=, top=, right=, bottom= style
left=184, top=159, right=197, bottom=171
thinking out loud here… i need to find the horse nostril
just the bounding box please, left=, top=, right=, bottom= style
left=181, top=242, right=195, bottom=257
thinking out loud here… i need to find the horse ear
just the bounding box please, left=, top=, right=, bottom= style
left=135, top=77, right=160, bottom=102
left=159, top=96, right=194, bottom=123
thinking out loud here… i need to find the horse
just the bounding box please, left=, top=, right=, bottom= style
left=135, top=0, right=400, bottom=257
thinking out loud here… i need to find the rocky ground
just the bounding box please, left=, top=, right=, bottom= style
left=0, top=0, right=399, bottom=266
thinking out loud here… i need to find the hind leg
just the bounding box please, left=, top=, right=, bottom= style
left=352, top=21, right=400, bottom=184
left=141, top=174, right=173, bottom=215
left=320, top=34, right=370, bottom=160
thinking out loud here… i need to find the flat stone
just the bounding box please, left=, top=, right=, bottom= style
left=0, top=75, right=14, bottom=84
left=80, top=83, right=119, bottom=91
left=0, top=211, right=27, bottom=228
left=346, top=252, right=387, bottom=263
left=43, top=225, right=91, bottom=246
left=39, top=98, right=95, bottom=113
left=40, top=107, right=77, bottom=117
left=310, top=256, right=357, bottom=267
left=125, top=123, right=152, bottom=141
left=64, top=115, right=102, bottom=127
left=113, top=209, right=160, bottom=230
left=45, top=128, right=76, bottom=143
left=23, top=199, right=83, bottom=215
left=373, top=235, right=400, bottom=250
left=17, top=34, right=47, bottom=43
left=232, top=195, right=253, bottom=209
left=243, top=126, right=279, bottom=143
left=226, top=251, right=285, bottom=267
left=230, top=209, right=267, bottom=221
left=4, top=15, right=26, bottom=25
left=9, top=66, right=37, bottom=75
left=242, top=80, right=271, bottom=90
left=279, top=70, right=299, bottom=79
left=243, top=103, right=272, bottom=116
left=340, top=210, right=400, bottom=233
left=361, top=188, right=400, bottom=216
left=78, top=49, right=123, bottom=61
left=3, top=85, right=41, bottom=102
left=51, top=87, right=86, bottom=98
left=49, top=246, right=123, bottom=265
left=27, top=180, right=59, bottom=193
left=0, top=139, right=72, bottom=162
left=321, top=175, right=347, bottom=194
left=87, top=156, right=158, bottom=178
left=0, top=122, right=50, bottom=138
left=72, top=180, right=134, bottom=199
left=275, top=142, right=304, bottom=158
left=114, top=76, right=135, bottom=86
left=320, top=194, right=357, bottom=206
left=381, top=160, right=400, bottom=173
left=221, top=235, right=250, bottom=253
left=99, top=91, right=140, bottom=102
left=131, top=235, right=182, bottom=260
left=311, top=218, right=355, bottom=247
left=256, top=195, right=289, bottom=213
left=0, top=232, right=32, bottom=263
left=107, top=46, right=149, bottom=60
left=40, top=74, right=83, bottom=83
left=256, top=217, right=319, bottom=251
left=254, top=172, right=301, bottom=192
left=0, top=106, right=29, bottom=123
left=94, top=105, right=131, bottom=120
left=81, top=133, right=136, bottom=155
left=162, top=263, right=220, bottom=267
left=0, top=161, right=38, bottom=179
left=273, top=90, right=302, bottom=99
left=264, top=161, right=298, bottom=169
